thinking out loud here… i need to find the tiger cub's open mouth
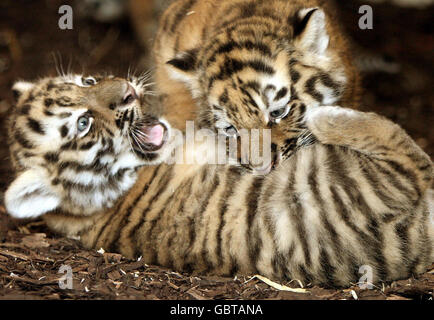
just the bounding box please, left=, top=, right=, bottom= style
left=130, top=117, right=169, bottom=154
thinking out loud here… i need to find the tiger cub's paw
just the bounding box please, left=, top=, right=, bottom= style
left=305, top=106, right=361, bottom=128
left=305, top=105, right=358, bottom=125
left=303, top=106, right=363, bottom=145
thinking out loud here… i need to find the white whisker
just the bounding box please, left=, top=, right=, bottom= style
left=132, top=128, right=150, bottom=139
left=131, top=131, right=145, bottom=154
left=126, top=132, right=138, bottom=156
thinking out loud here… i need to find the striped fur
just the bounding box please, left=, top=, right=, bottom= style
left=40, top=102, right=433, bottom=287
left=153, top=0, right=361, bottom=130
left=152, top=0, right=362, bottom=172
left=6, top=74, right=171, bottom=221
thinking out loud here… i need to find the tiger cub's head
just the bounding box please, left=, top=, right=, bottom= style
left=166, top=8, right=348, bottom=173
left=6, top=74, right=171, bottom=219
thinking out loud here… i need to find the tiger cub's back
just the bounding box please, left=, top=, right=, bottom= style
left=78, top=106, right=432, bottom=287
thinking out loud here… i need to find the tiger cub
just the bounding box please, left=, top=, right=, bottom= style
left=153, top=0, right=361, bottom=133
left=6, top=74, right=172, bottom=220
left=5, top=75, right=432, bottom=287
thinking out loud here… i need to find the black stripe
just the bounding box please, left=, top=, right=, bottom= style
left=170, top=0, right=197, bottom=33
left=357, top=155, right=404, bottom=211
left=290, top=195, right=311, bottom=268
left=148, top=176, right=192, bottom=261
left=271, top=248, right=287, bottom=280
left=326, top=147, right=387, bottom=280
left=291, top=8, right=318, bottom=38
left=366, top=217, right=387, bottom=281
left=119, top=110, right=128, bottom=131
left=222, top=1, right=258, bottom=20
left=92, top=200, right=124, bottom=250
left=240, top=87, right=259, bottom=110
left=200, top=166, right=209, bottom=183
left=80, top=141, right=96, bottom=151
left=281, top=138, right=298, bottom=159
left=24, top=92, right=35, bottom=103
left=14, top=130, right=34, bottom=149
left=44, top=152, right=59, bottom=163
left=167, top=48, right=198, bottom=72
left=209, top=58, right=275, bottom=90
left=379, top=159, right=421, bottom=199
left=217, top=15, right=275, bottom=35
left=324, top=146, right=374, bottom=220
left=329, top=185, right=381, bottom=280
left=245, top=80, right=261, bottom=94
left=274, top=87, right=288, bottom=101
left=131, top=166, right=174, bottom=257
left=13, top=89, right=21, bottom=101
left=367, top=157, right=415, bottom=200
left=395, top=219, right=411, bottom=276
left=166, top=178, right=196, bottom=269
left=308, top=155, right=342, bottom=280
left=319, top=246, right=337, bottom=287
left=215, top=167, right=243, bottom=266
left=298, top=264, right=314, bottom=284
left=20, top=104, right=31, bottom=115
left=328, top=154, right=387, bottom=280
left=27, top=118, right=44, bottom=135
left=206, top=40, right=273, bottom=67
left=46, top=82, right=57, bottom=91
left=417, top=164, right=431, bottom=171
left=60, top=179, right=96, bottom=193
left=305, top=76, right=324, bottom=102
left=96, top=166, right=162, bottom=251
left=58, top=160, right=106, bottom=174
left=290, top=69, right=301, bottom=83
left=185, top=169, right=220, bottom=264
left=246, top=176, right=265, bottom=269
left=44, top=98, right=54, bottom=107
left=328, top=152, right=387, bottom=281
left=319, top=72, right=342, bottom=96
left=290, top=85, right=299, bottom=100
left=285, top=154, right=312, bottom=268
left=60, top=125, right=68, bottom=138
left=218, top=89, right=229, bottom=105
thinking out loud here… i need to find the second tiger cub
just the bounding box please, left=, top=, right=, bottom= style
left=153, top=0, right=362, bottom=133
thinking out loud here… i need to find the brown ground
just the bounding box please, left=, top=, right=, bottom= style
left=0, top=0, right=433, bottom=300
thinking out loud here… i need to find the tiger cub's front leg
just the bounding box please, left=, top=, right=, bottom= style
left=304, top=106, right=433, bottom=205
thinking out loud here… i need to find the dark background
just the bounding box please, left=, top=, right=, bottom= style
left=0, top=0, right=432, bottom=300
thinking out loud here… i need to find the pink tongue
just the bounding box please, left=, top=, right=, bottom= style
left=147, top=124, right=164, bottom=146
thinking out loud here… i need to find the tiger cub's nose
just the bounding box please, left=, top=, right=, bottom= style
left=92, top=79, right=139, bottom=110
left=122, top=83, right=138, bottom=105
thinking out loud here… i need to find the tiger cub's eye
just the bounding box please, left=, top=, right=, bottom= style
left=270, top=107, right=289, bottom=120
left=77, top=116, right=91, bottom=132
left=82, top=77, right=96, bottom=86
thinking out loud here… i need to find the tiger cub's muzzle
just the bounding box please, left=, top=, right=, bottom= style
left=130, top=117, right=169, bottom=153
left=227, top=132, right=281, bottom=176
left=109, top=80, right=169, bottom=154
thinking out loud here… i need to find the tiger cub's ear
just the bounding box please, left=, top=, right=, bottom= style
left=166, top=48, right=199, bottom=84
left=293, top=8, right=330, bottom=57
left=5, top=169, right=61, bottom=219
left=12, top=81, right=35, bottom=102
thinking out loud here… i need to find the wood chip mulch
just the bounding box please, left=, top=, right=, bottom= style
left=0, top=208, right=432, bottom=300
